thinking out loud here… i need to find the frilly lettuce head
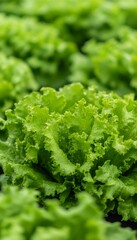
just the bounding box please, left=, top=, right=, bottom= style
left=1, top=83, right=137, bottom=220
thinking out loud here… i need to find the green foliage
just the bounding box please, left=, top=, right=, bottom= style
left=0, top=0, right=124, bottom=46
left=0, top=186, right=135, bottom=240
left=0, top=53, right=37, bottom=118
left=1, top=83, right=137, bottom=220
left=0, top=14, right=76, bottom=88
left=1, top=0, right=137, bottom=234
left=69, top=28, right=137, bottom=96
left=1, top=0, right=137, bottom=30
left=111, top=0, right=137, bottom=28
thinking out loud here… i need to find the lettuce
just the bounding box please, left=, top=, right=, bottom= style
left=69, top=28, right=137, bottom=96
left=0, top=53, right=37, bottom=118
left=0, top=0, right=124, bottom=46
left=111, top=0, right=137, bottom=28
left=1, top=0, right=137, bottom=46
left=1, top=0, right=137, bottom=234
left=0, top=186, right=135, bottom=240
left=1, top=83, right=137, bottom=220
left=0, top=14, right=76, bottom=88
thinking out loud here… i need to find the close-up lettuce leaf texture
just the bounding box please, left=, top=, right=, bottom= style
left=1, top=0, right=137, bottom=239
left=0, top=83, right=137, bottom=222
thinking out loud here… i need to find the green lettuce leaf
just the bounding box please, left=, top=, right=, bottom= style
left=0, top=0, right=124, bottom=46
left=0, top=53, right=37, bottom=118
left=1, top=83, right=137, bottom=220
left=0, top=186, right=136, bottom=240
left=69, top=30, right=137, bottom=96
left=0, top=14, right=76, bottom=88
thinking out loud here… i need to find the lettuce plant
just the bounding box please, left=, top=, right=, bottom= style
left=0, top=0, right=124, bottom=46
left=69, top=28, right=137, bottom=96
left=0, top=186, right=136, bottom=240
left=1, top=83, right=137, bottom=221
left=0, top=14, right=76, bottom=88
left=0, top=53, right=37, bottom=118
